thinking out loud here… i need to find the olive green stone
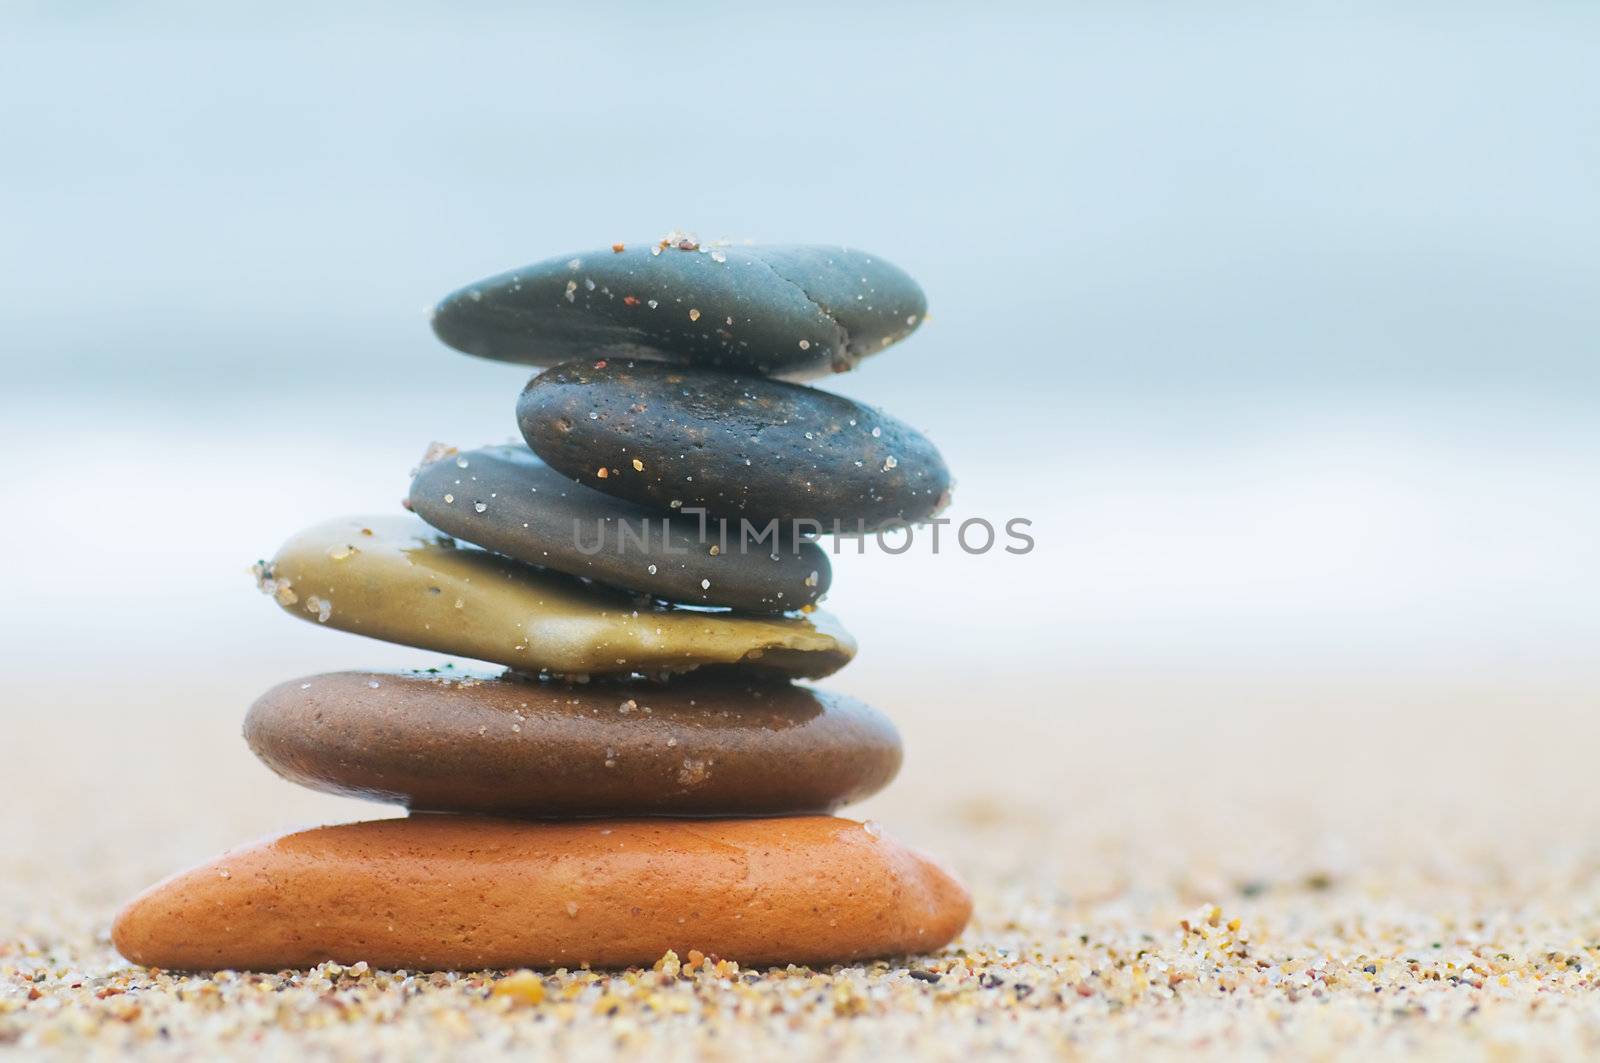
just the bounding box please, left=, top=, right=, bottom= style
left=430, top=241, right=926, bottom=380
left=251, top=515, right=855, bottom=679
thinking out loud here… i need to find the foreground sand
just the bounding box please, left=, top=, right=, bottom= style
left=5, top=671, right=1600, bottom=1059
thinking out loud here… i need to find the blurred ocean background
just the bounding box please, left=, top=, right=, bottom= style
left=3, top=2, right=1598, bottom=800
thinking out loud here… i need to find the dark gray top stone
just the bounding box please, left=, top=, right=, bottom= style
left=431, top=241, right=926, bottom=380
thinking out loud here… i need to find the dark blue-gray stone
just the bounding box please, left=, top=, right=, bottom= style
left=431, top=241, right=926, bottom=380
left=410, top=444, right=831, bottom=613
left=517, top=361, right=953, bottom=530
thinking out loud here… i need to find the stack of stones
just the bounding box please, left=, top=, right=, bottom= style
left=113, top=234, right=970, bottom=972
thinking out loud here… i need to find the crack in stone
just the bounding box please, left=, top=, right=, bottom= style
left=745, top=251, right=855, bottom=365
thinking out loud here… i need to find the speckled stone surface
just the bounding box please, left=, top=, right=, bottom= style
left=518, top=361, right=952, bottom=529
left=431, top=239, right=926, bottom=380
left=409, top=444, right=831, bottom=612
left=244, top=669, right=901, bottom=817
left=252, top=515, right=854, bottom=680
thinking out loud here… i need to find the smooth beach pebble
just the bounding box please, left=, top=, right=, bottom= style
left=112, top=815, right=971, bottom=971
left=252, top=515, right=854, bottom=679
left=430, top=241, right=926, bottom=380
left=518, top=361, right=953, bottom=529
left=245, top=669, right=901, bottom=817
left=409, top=444, right=831, bottom=612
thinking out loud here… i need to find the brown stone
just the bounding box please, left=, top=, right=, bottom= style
left=245, top=669, right=902, bottom=817
left=112, top=816, right=971, bottom=971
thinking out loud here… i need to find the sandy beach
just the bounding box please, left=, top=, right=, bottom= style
left=7, top=668, right=1600, bottom=1059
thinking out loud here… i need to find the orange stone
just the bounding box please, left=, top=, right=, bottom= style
left=112, top=816, right=970, bottom=971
